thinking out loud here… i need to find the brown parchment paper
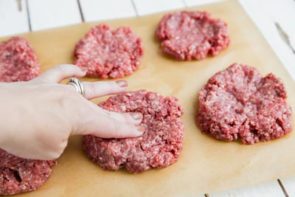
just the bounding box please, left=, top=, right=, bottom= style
left=1, top=0, right=295, bottom=196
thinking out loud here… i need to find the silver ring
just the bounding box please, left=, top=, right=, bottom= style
left=67, top=78, right=85, bottom=96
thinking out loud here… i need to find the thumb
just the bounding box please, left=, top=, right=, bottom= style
left=72, top=101, right=144, bottom=138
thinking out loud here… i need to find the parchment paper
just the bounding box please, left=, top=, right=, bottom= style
left=1, top=0, right=295, bottom=196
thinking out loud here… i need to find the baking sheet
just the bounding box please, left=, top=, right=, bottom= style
left=1, top=0, right=295, bottom=196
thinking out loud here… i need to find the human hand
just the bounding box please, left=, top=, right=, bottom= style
left=0, top=64, right=143, bottom=160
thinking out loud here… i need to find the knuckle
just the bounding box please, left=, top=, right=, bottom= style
left=54, top=87, right=79, bottom=109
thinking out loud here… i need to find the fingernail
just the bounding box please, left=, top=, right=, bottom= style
left=134, top=125, right=145, bottom=136
left=116, top=80, right=128, bottom=88
left=137, top=125, right=145, bottom=133
left=131, top=113, right=143, bottom=122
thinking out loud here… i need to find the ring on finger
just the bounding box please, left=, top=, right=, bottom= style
left=67, top=78, right=85, bottom=96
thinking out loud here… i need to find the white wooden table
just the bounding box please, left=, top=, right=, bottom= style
left=0, top=0, right=294, bottom=196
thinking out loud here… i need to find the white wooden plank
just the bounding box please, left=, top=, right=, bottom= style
left=239, top=0, right=295, bottom=81
left=209, top=181, right=285, bottom=197
left=132, top=0, right=185, bottom=16
left=184, top=0, right=221, bottom=7
left=28, top=0, right=81, bottom=31
left=0, top=0, right=29, bottom=36
left=281, top=178, right=295, bottom=196
left=80, top=0, right=136, bottom=22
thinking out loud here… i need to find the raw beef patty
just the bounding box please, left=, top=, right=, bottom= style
left=156, top=11, right=230, bottom=60
left=83, top=90, right=184, bottom=173
left=0, top=37, right=40, bottom=82
left=197, top=63, right=292, bottom=144
left=0, top=149, right=56, bottom=196
left=74, top=24, right=143, bottom=79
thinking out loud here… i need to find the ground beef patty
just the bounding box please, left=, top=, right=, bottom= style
left=74, top=24, right=143, bottom=79
left=197, top=63, right=292, bottom=144
left=0, top=149, right=56, bottom=196
left=0, top=37, right=40, bottom=82
left=83, top=90, right=184, bottom=173
left=156, top=11, right=230, bottom=60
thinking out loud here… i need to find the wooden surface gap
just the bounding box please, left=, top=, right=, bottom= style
left=76, top=0, right=85, bottom=22
left=278, top=179, right=290, bottom=197
left=25, top=0, right=32, bottom=31
left=16, top=0, right=22, bottom=11
left=130, top=0, right=139, bottom=16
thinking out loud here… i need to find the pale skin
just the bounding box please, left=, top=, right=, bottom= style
left=0, top=64, right=143, bottom=160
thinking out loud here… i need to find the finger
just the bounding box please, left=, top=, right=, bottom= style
left=88, top=111, right=144, bottom=138
left=81, top=80, right=128, bottom=99
left=72, top=102, right=144, bottom=138
left=33, top=64, right=86, bottom=83
left=101, top=108, right=143, bottom=125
